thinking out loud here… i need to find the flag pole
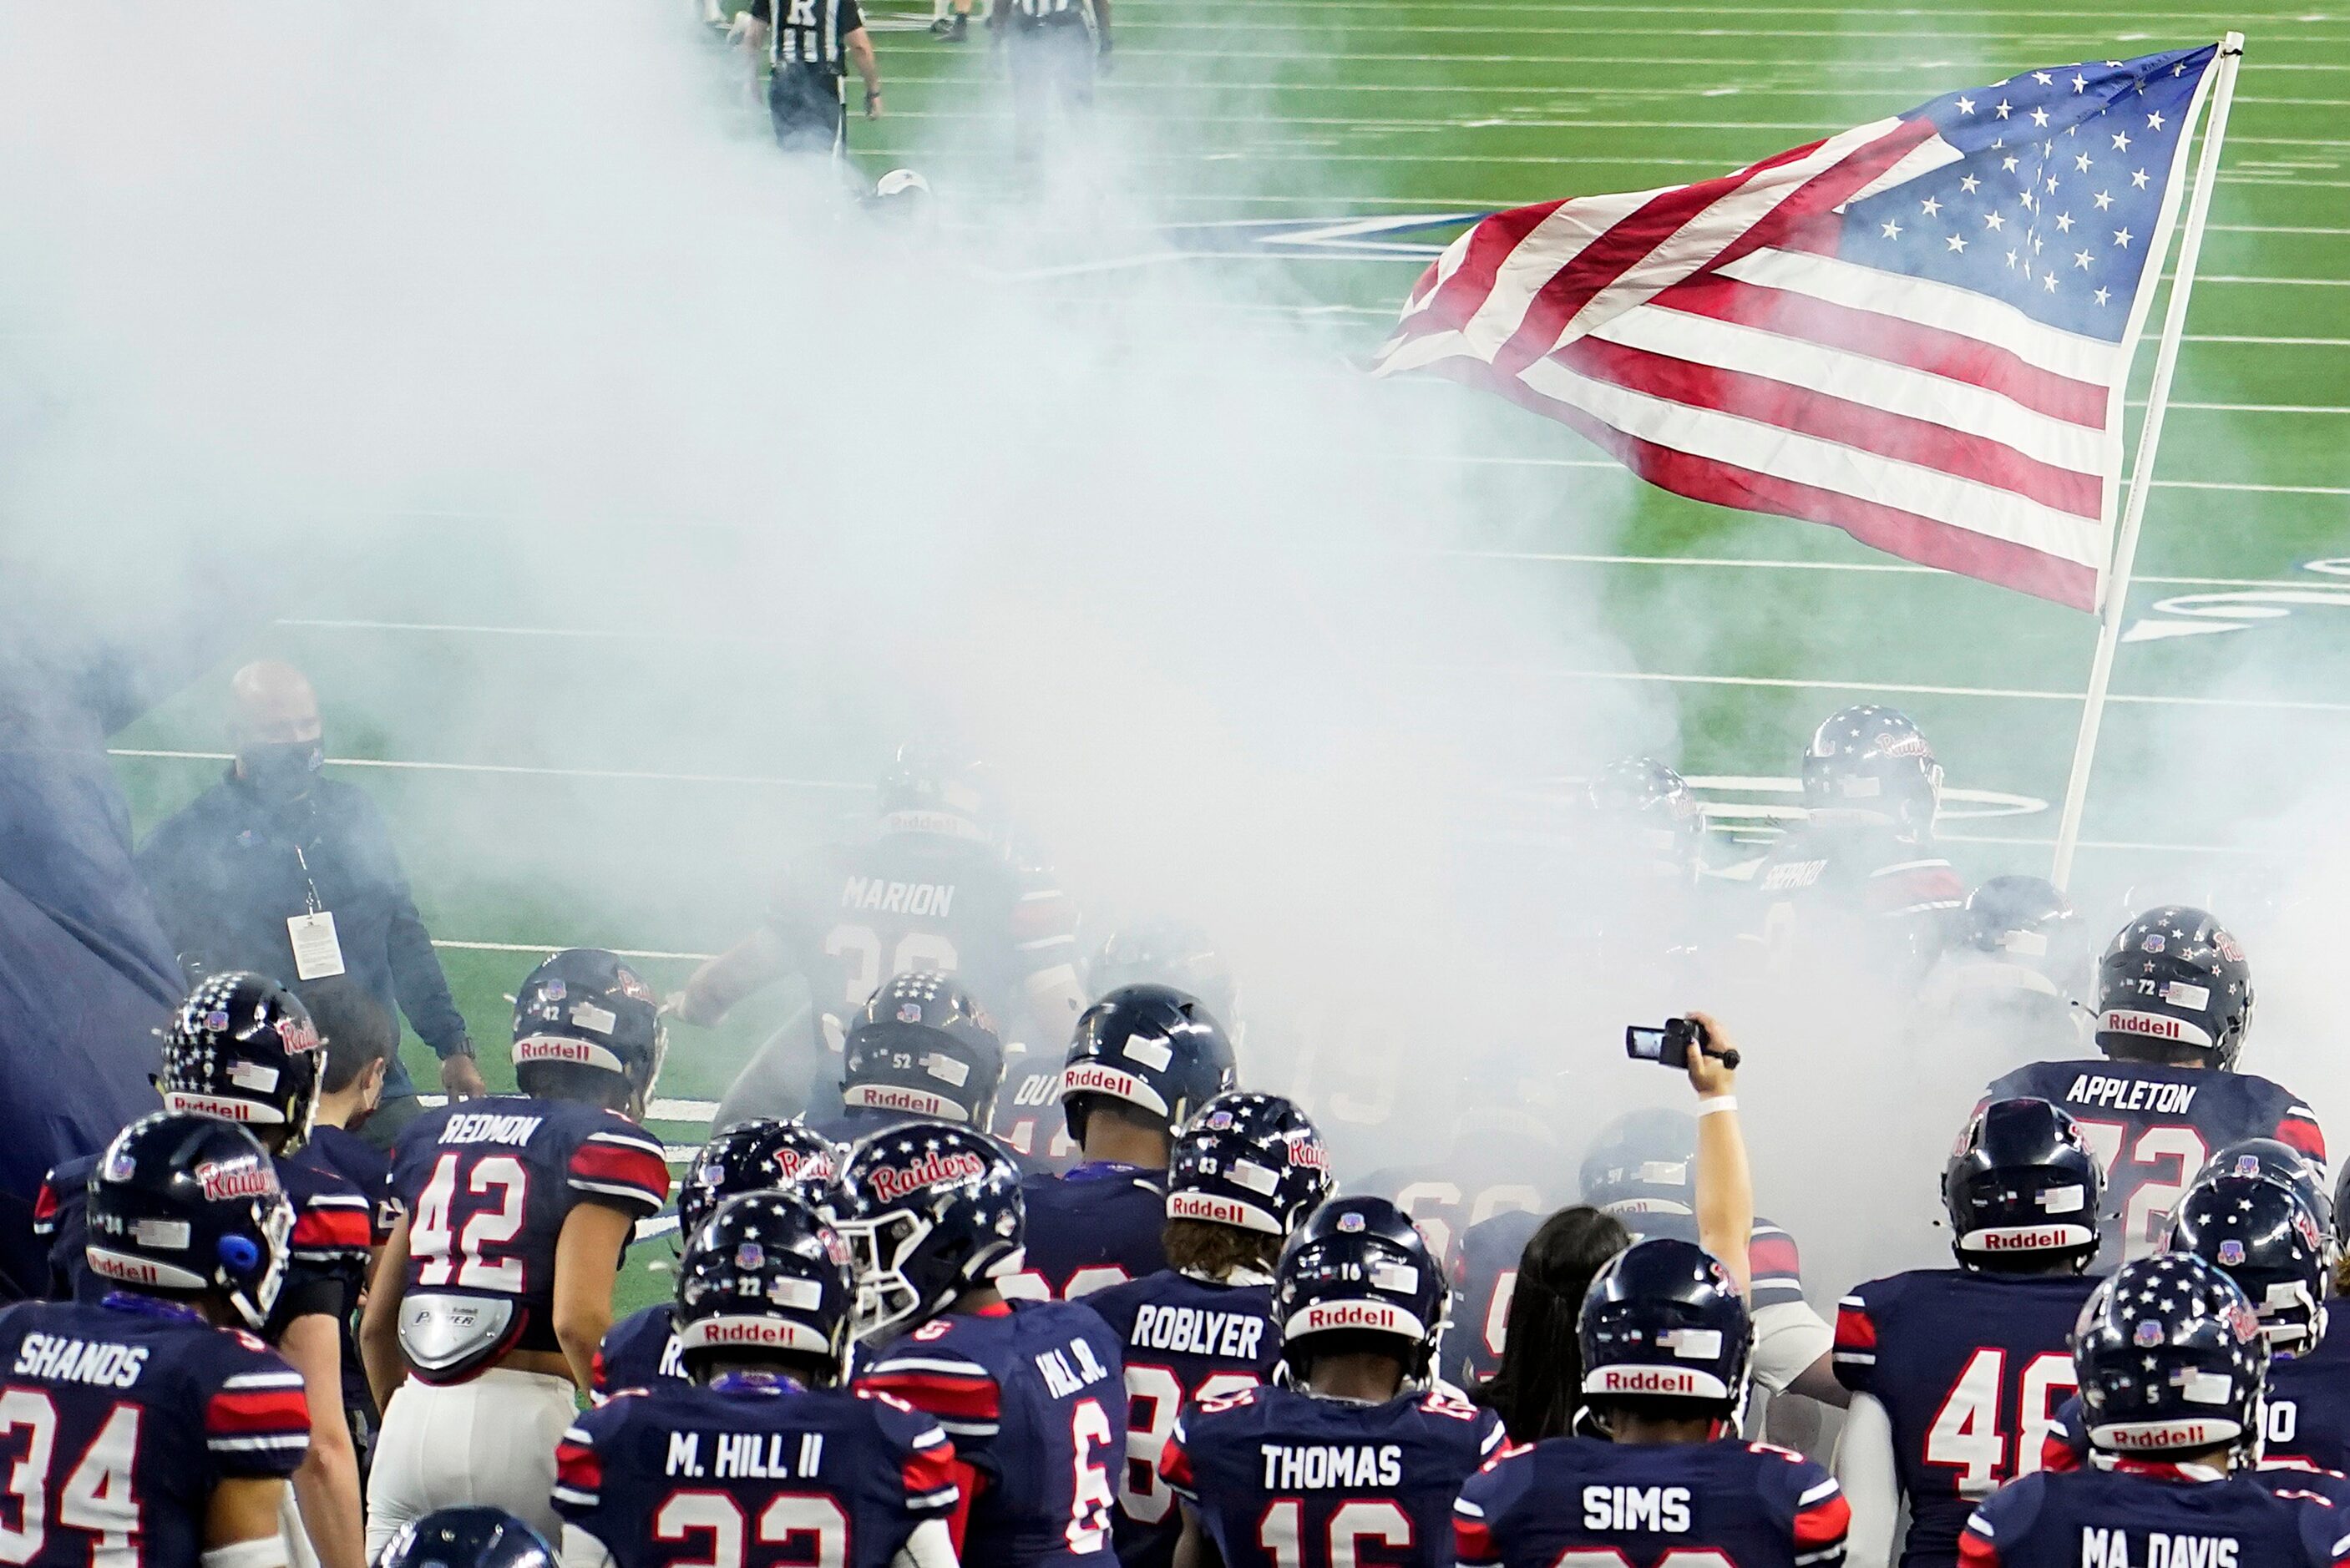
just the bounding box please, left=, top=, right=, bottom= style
left=2049, top=32, right=2245, bottom=891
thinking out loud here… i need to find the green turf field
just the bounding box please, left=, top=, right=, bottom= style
left=97, top=0, right=2349, bottom=1316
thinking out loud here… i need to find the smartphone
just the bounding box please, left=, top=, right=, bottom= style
left=1625, top=1018, right=1699, bottom=1069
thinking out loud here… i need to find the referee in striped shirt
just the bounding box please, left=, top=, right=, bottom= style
left=995, top=0, right=1103, bottom=161
left=740, top=0, right=883, bottom=156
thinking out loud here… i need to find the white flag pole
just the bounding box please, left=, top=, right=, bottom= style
left=2049, top=33, right=2245, bottom=891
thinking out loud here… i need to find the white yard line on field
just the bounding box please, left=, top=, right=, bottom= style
left=104, top=748, right=866, bottom=791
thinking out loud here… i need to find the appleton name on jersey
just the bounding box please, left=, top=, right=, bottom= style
left=1835, top=1269, right=2102, bottom=1565
left=856, top=1300, right=1127, bottom=1568
left=0, top=1296, right=312, bottom=1568
left=387, top=1098, right=671, bottom=1374
left=1161, top=1385, right=1505, bottom=1568
left=1980, top=1061, right=2324, bottom=1262
left=1455, top=1438, right=1851, bottom=1568
left=1960, top=1464, right=2350, bottom=1567
left=555, top=1377, right=959, bottom=1568
left=1002, top=1164, right=1169, bottom=1302
left=1082, top=1268, right=1278, bottom=1568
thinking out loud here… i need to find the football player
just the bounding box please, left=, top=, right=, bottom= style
left=2039, top=1169, right=2344, bottom=1475
left=592, top=1118, right=841, bottom=1400
left=377, top=1510, right=554, bottom=1568
left=1910, top=877, right=2091, bottom=1065
left=4, top=1112, right=313, bottom=1568
left=1979, top=906, right=2323, bottom=1265
left=1004, top=984, right=1236, bottom=1301
left=359, top=949, right=673, bottom=1556
left=1084, top=1093, right=1333, bottom=1568
left=1755, top=706, right=1964, bottom=974
left=1453, top=1237, right=1851, bottom=1568
left=1453, top=1105, right=1833, bottom=1402
left=1831, top=1098, right=2105, bottom=1568
left=38, top=974, right=371, bottom=1568
left=813, top=973, right=1008, bottom=1148
left=1957, top=1254, right=2348, bottom=1566
left=676, top=750, right=1085, bottom=1127
left=838, top=1123, right=1128, bottom=1568
left=555, top=1191, right=960, bottom=1568
left=1159, top=1196, right=1505, bottom=1568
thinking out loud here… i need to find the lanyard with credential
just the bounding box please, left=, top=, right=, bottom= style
left=291, top=840, right=326, bottom=917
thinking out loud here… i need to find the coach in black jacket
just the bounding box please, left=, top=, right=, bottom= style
left=135, top=660, right=482, bottom=1146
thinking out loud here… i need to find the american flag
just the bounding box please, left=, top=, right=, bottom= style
left=1371, top=45, right=2225, bottom=609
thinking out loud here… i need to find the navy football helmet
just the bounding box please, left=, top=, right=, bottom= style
left=376, top=1509, right=554, bottom=1568
left=2167, top=1176, right=2330, bottom=1356
left=2074, top=1253, right=2266, bottom=1459
left=512, top=948, right=667, bottom=1102
left=879, top=746, right=995, bottom=842
left=1578, top=1237, right=1751, bottom=1415
left=1800, top=705, right=1942, bottom=839
left=676, top=1120, right=842, bottom=1238
left=1274, top=1196, right=1446, bottom=1383
left=1061, top=984, right=1238, bottom=1141
left=160, top=972, right=325, bottom=1137
left=2197, top=1138, right=2332, bottom=1246
left=1583, top=756, right=1706, bottom=878
left=825, top=1122, right=1025, bottom=1342
left=841, top=972, right=1005, bottom=1128
left=1961, top=875, right=2089, bottom=997
left=1089, top=923, right=1241, bottom=1032
left=1579, top=1107, right=1698, bottom=1219
left=2093, top=907, right=2253, bottom=1070
left=676, top=1192, right=857, bottom=1382
left=85, top=1112, right=293, bottom=1331
left=1167, top=1093, right=1332, bottom=1237
left=1942, top=1098, right=2103, bottom=1271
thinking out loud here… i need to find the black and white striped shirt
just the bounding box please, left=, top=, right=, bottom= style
left=751, top=0, right=864, bottom=68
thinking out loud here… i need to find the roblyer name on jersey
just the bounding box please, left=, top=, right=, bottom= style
left=2079, top=1527, right=2237, bottom=1568
left=840, top=877, right=957, bottom=918
left=1258, top=1443, right=1404, bottom=1490
left=12, top=1333, right=149, bottom=1388
left=662, top=1429, right=828, bottom=1480
left=1583, top=1485, right=1693, bottom=1534
left=2062, top=1075, right=2198, bottom=1115
left=1130, top=1304, right=1264, bottom=1360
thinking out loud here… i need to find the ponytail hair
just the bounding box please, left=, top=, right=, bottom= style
left=1469, top=1205, right=1632, bottom=1444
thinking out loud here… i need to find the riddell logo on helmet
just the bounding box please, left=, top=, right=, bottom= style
left=1978, top=1227, right=2077, bottom=1251
left=1168, top=1193, right=1254, bottom=1227
left=1595, top=1368, right=1704, bottom=1395
left=2104, top=1420, right=2222, bottom=1451
left=515, top=1038, right=597, bottom=1065
left=1061, top=1065, right=1143, bottom=1099
left=869, top=1151, right=987, bottom=1203
left=1299, top=1302, right=1405, bottom=1333
left=2104, top=1010, right=2183, bottom=1040
left=165, top=1093, right=257, bottom=1122
left=195, top=1161, right=276, bottom=1203
left=701, top=1321, right=806, bottom=1348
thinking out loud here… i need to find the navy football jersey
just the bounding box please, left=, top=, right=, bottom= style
left=1755, top=818, right=1966, bottom=973
left=0, top=1296, right=311, bottom=1568
left=1960, top=1464, right=2350, bottom=1567
left=857, top=1300, right=1127, bottom=1568
left=38, top=1151, right=373, bottom=1334
left=1161, top=1384, right=1505, bottom=1568
left=555, top=1376, right=958, bottom=1568
left=593, top=1303, right=688, bottom=1401
left=1833, top=1268, right=2099, bottom=1566
left=2043, top=1325, right=2350, bottom=1478
left=294, top=1125, right=392, bottom=1419
left=1002, top=1165, right=1167, bottom=1302
left=387, top=1097, right=670, bottom=1372
left=1082, top=1269, right=1278, bottom=1568
left=998, top=1058, right=1076, bottom=1171
left=1981, top=1060, right=2324, bottom=1265
left=1455, top=1435, right=1850, bottom=1568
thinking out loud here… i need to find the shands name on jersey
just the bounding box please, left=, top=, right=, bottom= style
left=2079, top=1528, right=2237, bottom=1568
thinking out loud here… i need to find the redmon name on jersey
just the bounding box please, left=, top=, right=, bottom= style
left=2061, top=1075, right=2198, bottom=1115
left=840, top=878, right=957, bottom=918
left=438, top=1113, right=546, bottom=1146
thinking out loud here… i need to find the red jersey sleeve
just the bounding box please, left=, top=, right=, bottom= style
left=1790, top=1474, right=1851, bottom=1560
left=2279, top=1101, right=2327, bottom=1162
left=567, top=1125, right=673, bottom=1219
left=856, top=1348, right=1003, bottom=1440
left=290, top=1187, right=374, bottom=1264
left=1157, top=1416, right=1197, bottom=1499
left=29, top=1174, right=60, bottom=1237
left=204, top=1358, right=312, bottom=1479
left=1832, top=1291, right=1879, bottom=1397
left=554, top=1420, right=605, bottom=1513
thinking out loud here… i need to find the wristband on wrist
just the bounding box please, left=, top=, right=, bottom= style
left=1695, top=1095, right=1737, bottom=1117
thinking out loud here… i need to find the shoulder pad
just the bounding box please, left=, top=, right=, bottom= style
left=1746, top=1440, right=1809, bottom=1463
left=1418, top=1390, right=1482, bottom=1422
left=1195, top=1385, right=1261, bottom=1417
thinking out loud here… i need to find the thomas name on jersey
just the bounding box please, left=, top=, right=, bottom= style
left=1258, top=1443, right=1405, bottom=1490
left=656, top=1429, right=833, bottom=1482
left=1033, top=1337, right=1114, bottom=1399
left=841, top=878, right=959, bottom=918
left=2074, top=1528, right=2243, bottom=1568
left=2061, top=1075, right=2199, bottom=1115
left=11, top=1332, right=151, bottom=1388
left=1129, top=1304, right=1265, bottom=1361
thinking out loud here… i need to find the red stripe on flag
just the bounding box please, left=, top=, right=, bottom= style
left=207, top=1388, right=311, bottom=1435
left=1490, top=138, right=1833, bottom=381
left=1555, top=336, right=2104, bottom=518
left=1419, top=357, right=2095, bottom=608
left=1647, top=273, right=2109, bottom=427
left=1394, top=200, right=1569, bottom=347
left=1705, top=116, right=1940, bottom=276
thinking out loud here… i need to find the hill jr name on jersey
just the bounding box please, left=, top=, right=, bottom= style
left=1259, top=1443, right=1405, bottom=1490
left=841, top=878, right=959, bottom=918
left=1035, top=1337, right=1115, bottom=1399
left=2078, top=1528, right=2241, bottom=1568
left=1129, top=1305, right=1266, bottom=1361
left=2060, top=1075, right=2201, bottom=1115
left=661, top=1429, right=832, bottom=1482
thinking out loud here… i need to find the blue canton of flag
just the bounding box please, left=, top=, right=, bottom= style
left=1841, top=47, right=2218, bottom=342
